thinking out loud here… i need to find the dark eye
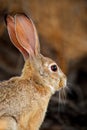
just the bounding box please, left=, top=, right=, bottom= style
left=51, top=64, right=57, bottom=72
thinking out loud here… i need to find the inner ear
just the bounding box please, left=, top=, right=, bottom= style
left=6, top=15, right=29, bottom=60
left=15, top=14, right=40, bottom=57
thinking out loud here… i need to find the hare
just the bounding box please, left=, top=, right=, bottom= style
left=0, top=13, right=67, bottom=130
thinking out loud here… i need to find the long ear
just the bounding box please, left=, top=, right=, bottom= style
left=15, top=14, right=40, bottom=57
left=6, top=15, right=29, bottom=60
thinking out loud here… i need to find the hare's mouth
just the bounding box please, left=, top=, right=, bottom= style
left=48, top=85, right=55, bottom=94
left=48, top=77, right=67, bottom=95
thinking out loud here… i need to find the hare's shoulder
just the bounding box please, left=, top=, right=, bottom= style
left=0, top=76, right=20, bottom=88
left=0, top=76, right=31, bottom=86
left=0, top=77, right=19, bottom=100
left=0, top=77, right=31, bottom=101
left=0, top=76, right=32, bottom=92
left=0, top=77, right=32, bottom=111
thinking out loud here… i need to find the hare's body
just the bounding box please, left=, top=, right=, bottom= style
left=0, top=78, right=50, bottom=130
left=0, top=62, right=51, bottom=130
left=0, top=14, right=67, bottom=130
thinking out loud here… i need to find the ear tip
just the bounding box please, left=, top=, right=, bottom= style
left=20, top=13, right=29, bottom=18
left=4, top=12, right=32, bottom=25
left=15, top=12, right=32, bottom=21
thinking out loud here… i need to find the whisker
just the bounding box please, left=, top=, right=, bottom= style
left=62, top=88, right=67, bottom=104
left=67, top=82, right=74, bottom=89
left=58, top=81, right=74, bottom=112
left=58, top=92, right=63, bottom=112
left=64, top=81, right=74, bottom=94
left=58, top=91, right=62, bottom=104
left=58, top=88, right=67, bottom=112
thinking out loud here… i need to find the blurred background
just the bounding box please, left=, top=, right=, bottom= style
left=0, top=0, right=87, bottom=130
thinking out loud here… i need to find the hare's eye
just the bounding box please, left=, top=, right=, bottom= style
left=50, top=64, right=57, bottom=72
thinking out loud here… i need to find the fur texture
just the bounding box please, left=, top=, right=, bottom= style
left=0, top=14, right=66, bottom=130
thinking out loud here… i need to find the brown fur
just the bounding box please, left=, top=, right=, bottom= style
left=0, top=14, right=66, bottom=130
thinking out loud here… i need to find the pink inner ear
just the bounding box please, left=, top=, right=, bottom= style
left=6, top=15, right=29, bottom=60
left=15, top=14, right=36, bottom=56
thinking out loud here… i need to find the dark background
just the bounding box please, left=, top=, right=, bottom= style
left=0, top=0, right=87, bottom=130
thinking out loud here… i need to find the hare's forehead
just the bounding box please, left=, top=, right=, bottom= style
left=44, top=59, right=56, bottom=67
left=44, top=62, right=50, bottom=67
left=40, top=56, right=56, bottom=67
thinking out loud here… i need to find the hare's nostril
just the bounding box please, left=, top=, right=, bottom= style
left=59, top=76, right=67, bottom=88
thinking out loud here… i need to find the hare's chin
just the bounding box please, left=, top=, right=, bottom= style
left=48, top=85, right=55, bottom=94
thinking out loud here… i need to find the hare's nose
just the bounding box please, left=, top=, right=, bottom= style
left=58, top=68, right=67, bottom=88
left=59, top=75, right=67, bottom=88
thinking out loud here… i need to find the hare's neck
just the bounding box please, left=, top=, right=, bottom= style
left=21, top=60, right=33, bottom=79
left=31, top=78, right=52, bottom=97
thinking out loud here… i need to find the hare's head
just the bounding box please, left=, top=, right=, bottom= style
left=6, top=13, right=67, bottom=94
